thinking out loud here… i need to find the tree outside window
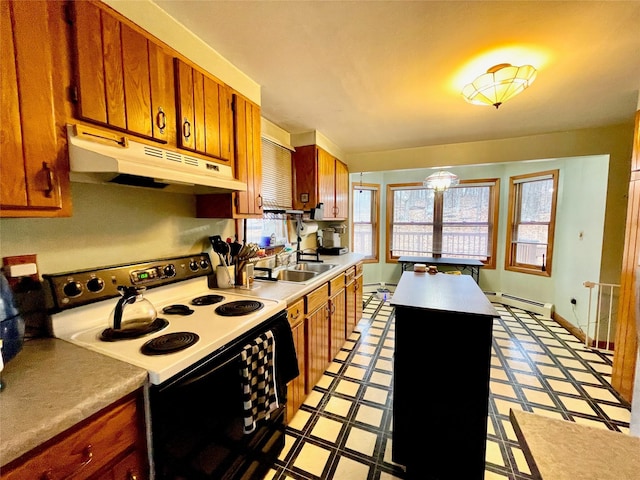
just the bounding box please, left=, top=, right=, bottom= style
left=505, top=170, right=559, bottom=276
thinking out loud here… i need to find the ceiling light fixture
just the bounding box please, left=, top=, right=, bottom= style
left=423, top=170, right=459, bottom=192
left=462, top=63, right=537, bottom=109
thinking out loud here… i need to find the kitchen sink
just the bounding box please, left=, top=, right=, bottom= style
left=275, top=269, right=318, bottom=282
left=291, top=263, right=338, bottom=273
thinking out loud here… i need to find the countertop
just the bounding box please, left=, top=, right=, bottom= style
left=510, top=409, right=640, bottom=479
left=0, top=252, right=364, bottom=468
left=0, top=338, right=148, bottom=467
left=232, top=252, right=364, bottom=303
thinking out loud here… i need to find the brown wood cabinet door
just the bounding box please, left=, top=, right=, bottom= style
left=305, top=304, right=329, bottom=394
left=355, top=272, right=364, bottom=326
left=317, top=147, right=336, bottom=216
left=232, top=95, right=262, bottom=216
left=346, top=278, right=356, bottom=337
left=286, top=318, right=306, bottom=424
left=329, top=288, right=346, bottom=360
left=334, top=159, right=349, bottom=220
left=1, top=0, right=67, bottom=215
left=72, top=1, right=172, bottom=143
left=175, top=58, right=233, bottom=162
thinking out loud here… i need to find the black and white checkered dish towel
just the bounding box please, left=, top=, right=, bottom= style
left=239, top=330, right=279, bottom=434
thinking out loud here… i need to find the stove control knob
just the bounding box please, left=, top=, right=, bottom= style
left=163, top=264, right=176, bottom=278
left=200, top=258, right=210, bottom=270
left=86, top=277, right=105, bottom=293
left=189, top=260, right=199, bottom=272
left=63, top=280, right=83, bottom=298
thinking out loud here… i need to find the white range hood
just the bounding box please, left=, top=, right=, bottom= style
left=67, top=124, right=247, bottom=194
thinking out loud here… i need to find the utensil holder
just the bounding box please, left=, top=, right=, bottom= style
left=216, top=265, right=235, bottom=288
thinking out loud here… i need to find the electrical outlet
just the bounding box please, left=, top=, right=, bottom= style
left=570, top=298, right=577, bottom=305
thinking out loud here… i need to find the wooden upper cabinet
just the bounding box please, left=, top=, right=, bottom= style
left=174, top=58, right=233, bottom=162
left=70, top=0, right=175, bottom=144
left=633, top=110, right=640, bottom=173
left=334, top=158, right=349, bottom=220
left=195, top=94, right=262, bottom=219
left=292, top=145, right=349, bottom=220
left=233, top=94, right=263, bottom=216
left=0, top=0, right=70, bottom=217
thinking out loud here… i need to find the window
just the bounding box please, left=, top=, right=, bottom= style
left=386, top=179, right=499, bottom=267
left=352, top=183, right=380, bottom=262
left=245, top=137, right=293, bottom=246
left=505, top=170, right=558, bottom=276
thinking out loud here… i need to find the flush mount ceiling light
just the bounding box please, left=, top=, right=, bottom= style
left=462, top=63, right=537, bottom=109
left=423, top=170, right=459, bottom=192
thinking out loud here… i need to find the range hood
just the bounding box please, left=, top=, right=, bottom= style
left=67, top=124, right=247, bottom=194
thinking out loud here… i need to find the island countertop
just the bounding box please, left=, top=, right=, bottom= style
left=510, top=409, right=640, bottom=479
left=390, top=271, right=498, bottom=319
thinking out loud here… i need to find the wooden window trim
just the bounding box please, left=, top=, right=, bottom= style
left=351, top=182, right=380, bottom=263
left=505, top=169, right=559, bottom=276
left=386, top=179, right=499, bottom=267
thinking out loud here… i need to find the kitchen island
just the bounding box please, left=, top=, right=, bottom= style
left=390, top=271, right=498, bottom=480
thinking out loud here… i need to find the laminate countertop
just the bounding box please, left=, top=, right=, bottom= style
left=510, top=409, right=640, bottom=480
left=0, top=338, right=148, bottom=467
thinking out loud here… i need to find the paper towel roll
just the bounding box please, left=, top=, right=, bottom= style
left=298, top=221, right=319, bottom=236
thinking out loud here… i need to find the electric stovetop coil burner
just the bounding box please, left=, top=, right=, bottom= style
left=140, top=331, right=200, bottom=355
left=101, top=317, right=169, bottom=341
left=215, top=300, right=264, bottom=316
left=191, top=294, right=225, bottom=306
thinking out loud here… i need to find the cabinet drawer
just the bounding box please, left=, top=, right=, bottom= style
left=3, top=396, right=141, bottom=480
left=344, top=266, right=356, bottom=284
left=305, top=283, right=329, bottom=314
left=355, top=262, right=363, bottom=276
left=329, top=274, right=345, bottom=295
left=287, top=298, right=305, bottom=327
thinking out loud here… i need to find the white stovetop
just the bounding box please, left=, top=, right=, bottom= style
left=51, top=277, right=285, bottom=385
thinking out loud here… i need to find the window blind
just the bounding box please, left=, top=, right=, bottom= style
left=261, top=138, right=292, bottom=209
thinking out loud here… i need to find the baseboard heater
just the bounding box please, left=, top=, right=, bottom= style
left=484, top=291, right=554, bottom=318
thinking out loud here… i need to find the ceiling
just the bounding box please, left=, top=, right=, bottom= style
left=152, top=1, right=640, bottom=155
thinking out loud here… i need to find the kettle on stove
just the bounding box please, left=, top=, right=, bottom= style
left=110, top=286, right=157, bottom=330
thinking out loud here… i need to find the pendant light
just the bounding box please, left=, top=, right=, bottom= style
left=462, top=63, right=537, bottom=109
left=423, top=170, right=459, bottom=192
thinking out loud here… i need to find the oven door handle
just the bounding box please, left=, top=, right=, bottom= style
left=174, top=351, right=240, bottom=389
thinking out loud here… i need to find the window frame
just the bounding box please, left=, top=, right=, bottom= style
left=385, top=178, right=499, bottom=267
left=351, top=182, right=380, bottom=263
left=504, top=169, right=559, bottom=276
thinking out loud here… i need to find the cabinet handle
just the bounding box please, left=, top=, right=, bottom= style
left=39, top=444, right=92, bottom=480
left=182, top=118, right=191, bottom=139
left=156, top=107, right=166, bottom=133
left=80, top=444, right=93, bottom=467
left=290, top=309, right=300, bottom=321
left=257, top=194, right=263, bottom=208
left=128, top=471, right=138, bottom=480
left=43, top=162, right=55, bottom=198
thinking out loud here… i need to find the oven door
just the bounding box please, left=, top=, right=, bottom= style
left=149, top=311, right=289, bottom=480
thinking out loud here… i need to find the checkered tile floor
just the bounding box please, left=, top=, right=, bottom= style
left=262, top=285, right=632, bottom=480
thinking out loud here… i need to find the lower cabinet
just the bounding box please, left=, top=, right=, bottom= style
left=305, top=284, right=330, bottom=394
left=2, top=391, right=148, bottom=480
left=329, top=275, right=346, bottom=361
left=286, top=298, right=306, bottom=424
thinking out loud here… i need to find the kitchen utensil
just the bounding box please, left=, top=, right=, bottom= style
left=209, top=235, right=229, bottom=266
left=110, top=286, right=157, bottom=330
